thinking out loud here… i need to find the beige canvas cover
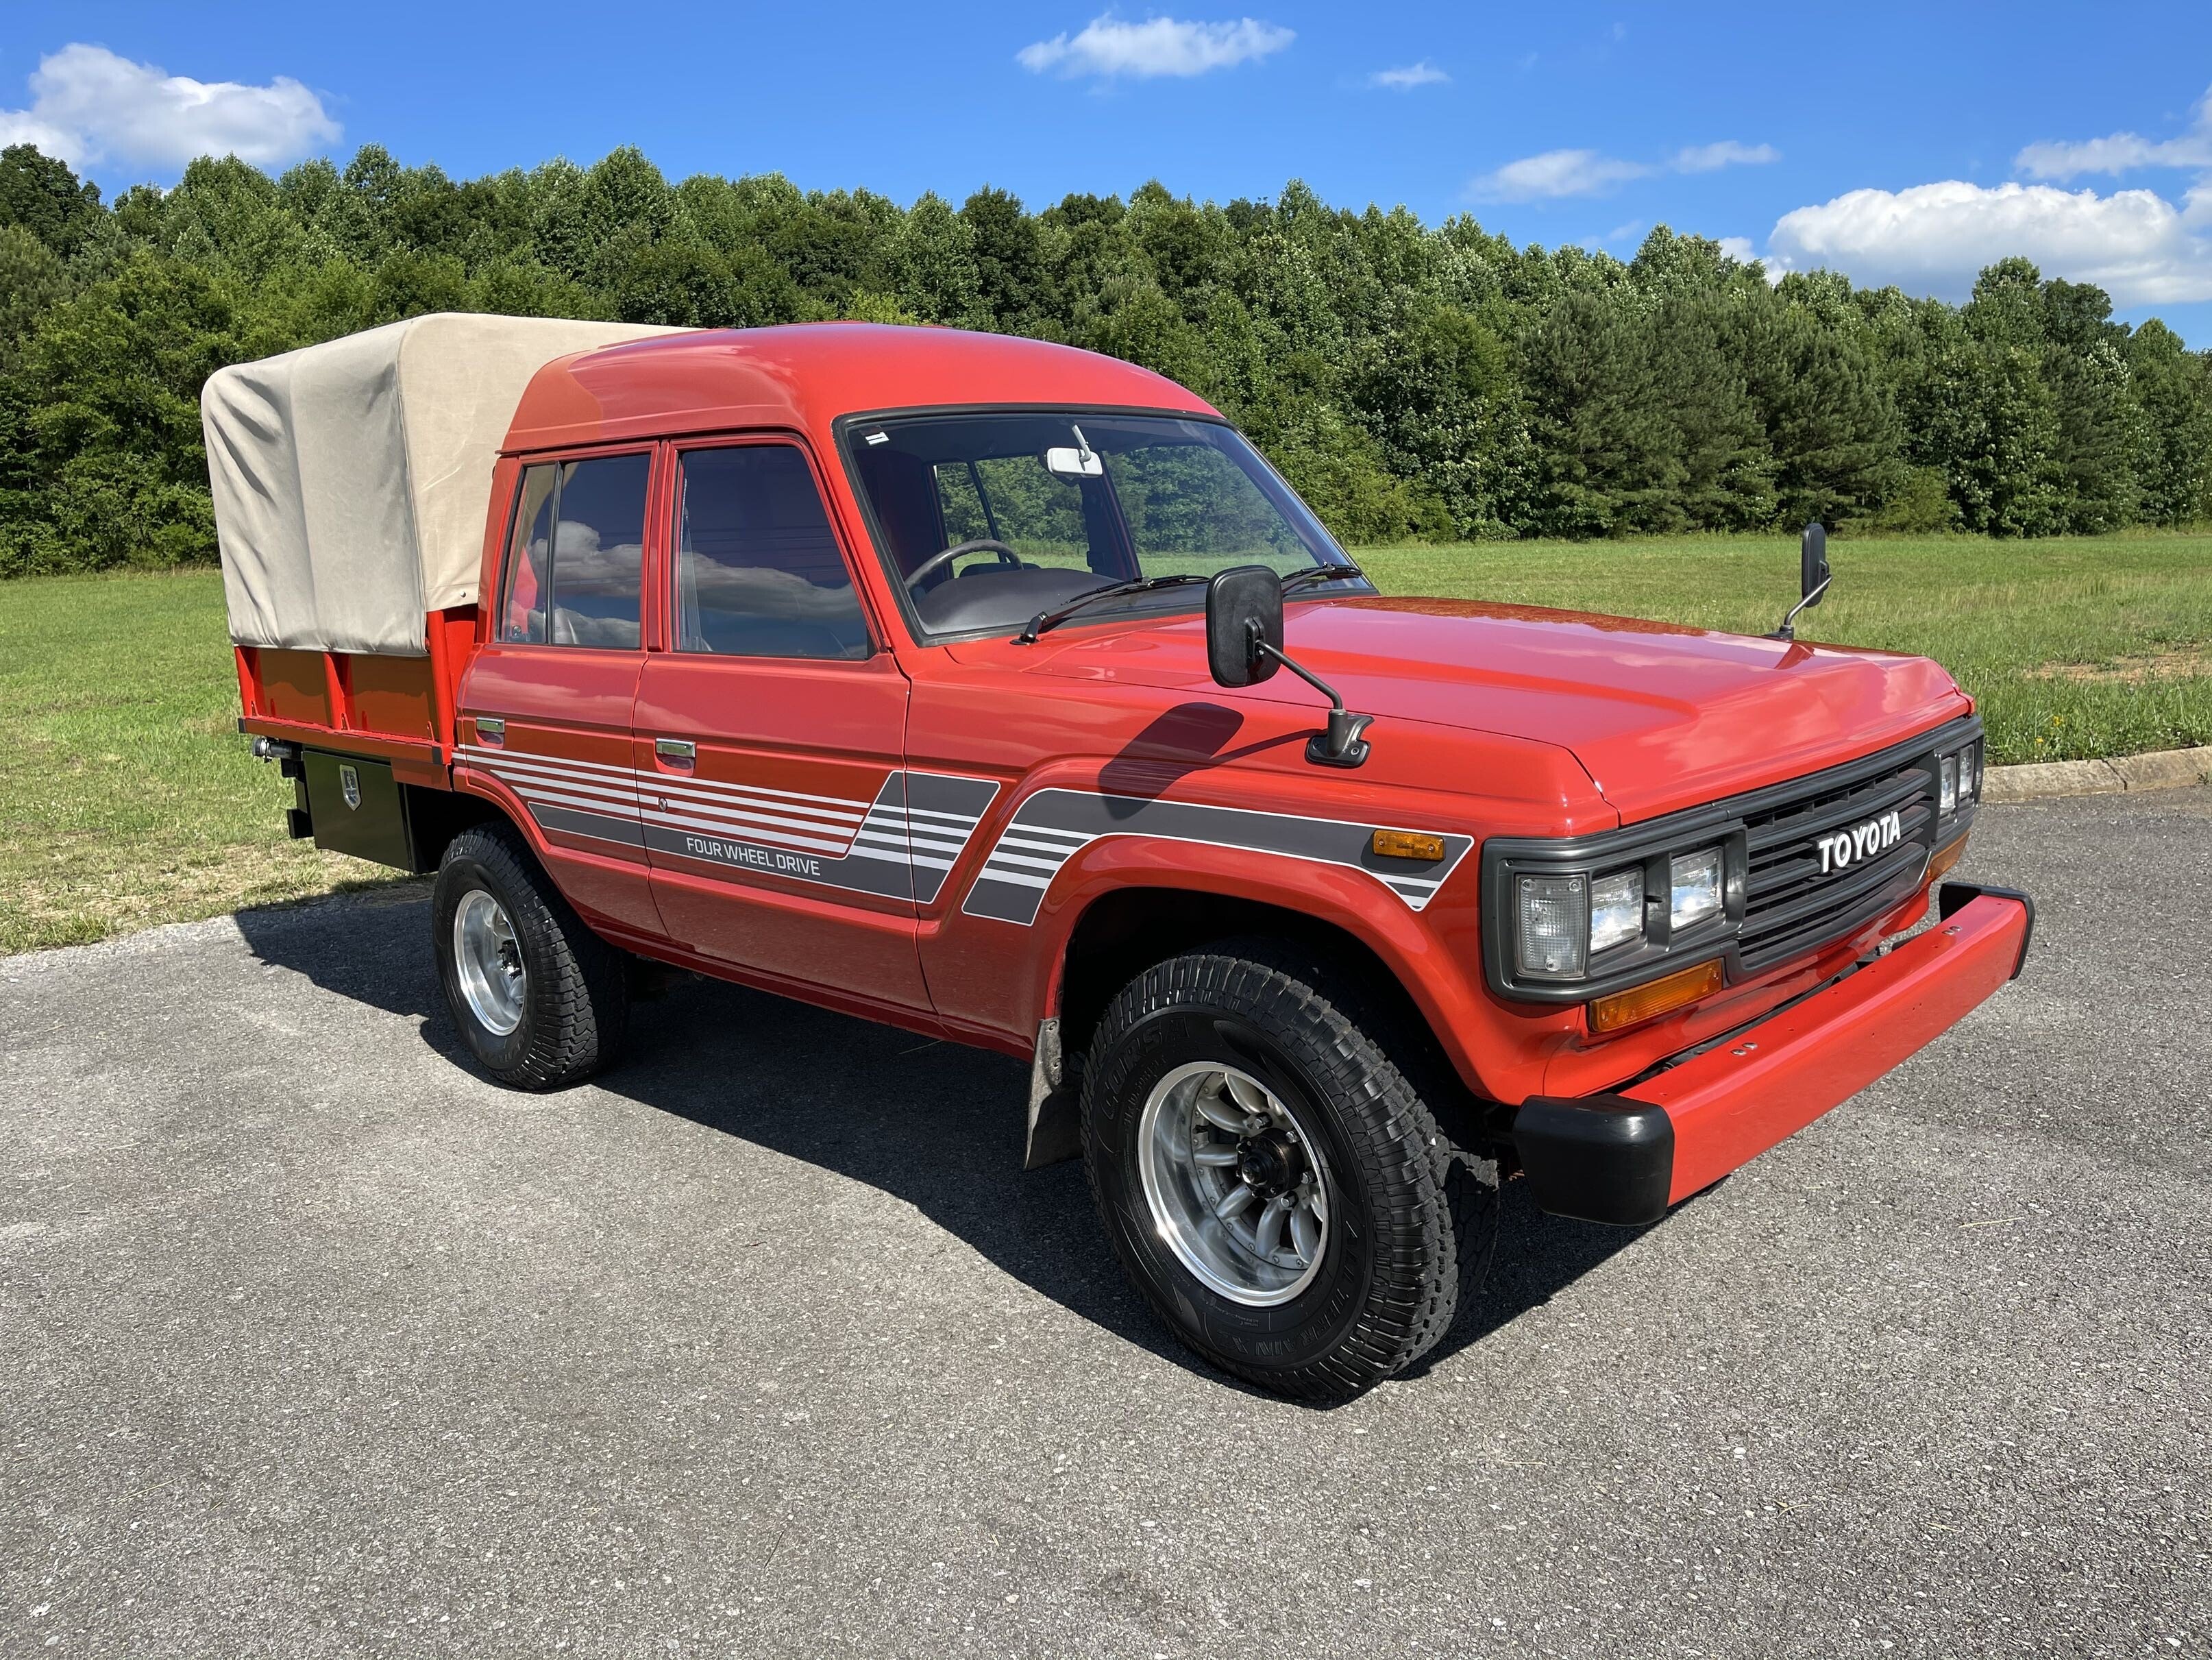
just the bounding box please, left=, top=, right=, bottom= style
left=202, top=313, right=689, bottom=657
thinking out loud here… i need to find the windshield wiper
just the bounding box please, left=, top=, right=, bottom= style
left=1279, top=560, right=1366, bottom=595
left=1015, top=574, right=1209, bottom=644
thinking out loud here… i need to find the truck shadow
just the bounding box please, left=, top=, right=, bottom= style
left=237, top=889, right=1650, bottom=1402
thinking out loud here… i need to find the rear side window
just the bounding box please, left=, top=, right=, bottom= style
left=674, top=445, right=870, bottom=659
left=496, top=454, right=650, bottom=648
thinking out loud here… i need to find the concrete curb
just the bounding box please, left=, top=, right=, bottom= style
left=1983, top=744, right=2211, bottom=804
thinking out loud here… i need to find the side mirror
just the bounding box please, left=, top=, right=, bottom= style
left=1800, top=522, right=1830, bottom=609
left=1768, top=521, right=1834, bottom=642
left=1205, top=565, right=1283, bottom=688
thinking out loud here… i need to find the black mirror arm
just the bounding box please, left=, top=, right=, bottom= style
left=1255, top=642, right=1374, bottom=768
left=1765, top=573, right=1832, bottom=643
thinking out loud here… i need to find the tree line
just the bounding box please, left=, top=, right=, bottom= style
left=2, top=140, right=2209, bottom=578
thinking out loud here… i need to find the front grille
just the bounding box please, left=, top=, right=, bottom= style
left=1738, top=757, right=1934, bottom=971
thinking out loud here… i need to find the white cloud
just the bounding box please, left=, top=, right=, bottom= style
left=2015, top=85, right=2212, bottom=180
left=1671, top=140, right=1780, bottom=174
left=1767, top=180, right=2212, bottom=306
left=1368, top=61, right=1448, bottom=91
left=1715, top=236, right=1758, bottom=263
left=1469, top=138, right=1778, bottom=202
left=1017, top=15, right=1293, bottom=80
left=1469, top=148, right=1651, bottom=202
left=0, top=42, right=338, bottom=171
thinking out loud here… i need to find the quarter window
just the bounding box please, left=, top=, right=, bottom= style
left=495, top=454, right=650, bottom=648
left=674, top=445, right=870, bottom=659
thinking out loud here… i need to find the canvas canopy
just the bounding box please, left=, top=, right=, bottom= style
left=203, top=313, right=689, bottom=657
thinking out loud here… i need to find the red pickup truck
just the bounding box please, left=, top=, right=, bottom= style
left=206, top=315, right=2032, bottom=1402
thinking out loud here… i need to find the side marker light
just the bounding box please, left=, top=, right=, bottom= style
left=1372, top=829, right=1447, bottom=862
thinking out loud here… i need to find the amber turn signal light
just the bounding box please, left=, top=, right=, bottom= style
left=1588, top=958, right=1725, bottom=1035
left=1925, top=832, right=1971, bottom=886
left=1371, top=829, right=1446, bottom=862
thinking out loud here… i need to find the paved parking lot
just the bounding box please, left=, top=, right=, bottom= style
left=3, top=789, right=2209, bottom=1658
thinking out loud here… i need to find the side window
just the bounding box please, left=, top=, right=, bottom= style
left=495, top=453, right=649, bottom=648
left=674, top=445, right=870, bottom=659
left=497, top=465, right=558, bottom=644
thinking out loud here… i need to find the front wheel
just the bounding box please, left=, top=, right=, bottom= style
left=1081, top=943, right=1497, bottom=1403
left=432, top=823, right=628, bottom=1089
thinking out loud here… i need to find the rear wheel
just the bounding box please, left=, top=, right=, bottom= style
left=1081, top=942, right=1497, bottom=1403
left=432, top=824, right=628, bottom=1089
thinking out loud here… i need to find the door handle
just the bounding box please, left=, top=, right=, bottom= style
left=475, top=716, right=505, bottom=745
left=654, top=737, right=696, bottom=764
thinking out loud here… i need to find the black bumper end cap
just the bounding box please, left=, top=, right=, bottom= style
left=1512, top=1094, right=1674, bottom=1228
left=1937, top=880, right=2035, bottom=979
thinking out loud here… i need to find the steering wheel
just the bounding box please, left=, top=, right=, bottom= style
left=905, top=538, right=1022, bottom=591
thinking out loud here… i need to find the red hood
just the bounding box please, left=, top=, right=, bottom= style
left=996, top=596, right=1970, bottom=822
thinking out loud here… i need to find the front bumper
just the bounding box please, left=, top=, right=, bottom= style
left=1512, top=882, right=2034, bottom=1225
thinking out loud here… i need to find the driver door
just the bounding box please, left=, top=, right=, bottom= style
left=633, top=436, right=925, bottom=1015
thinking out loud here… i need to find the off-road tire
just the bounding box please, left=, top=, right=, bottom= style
left=1081, top=940, right=1499, bottom=1404
left=432, top=823, right=628, bottom=1090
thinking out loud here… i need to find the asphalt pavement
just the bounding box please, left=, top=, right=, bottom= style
left=3, top=789, right=2208, bottom=1659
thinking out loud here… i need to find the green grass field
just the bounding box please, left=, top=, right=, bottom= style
left=3, top=530, right=2208, bottom=954
left=0, top=572, right=389, bottom=953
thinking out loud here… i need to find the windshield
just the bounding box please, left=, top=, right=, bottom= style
left=843, top=411, right=1365, bottom=638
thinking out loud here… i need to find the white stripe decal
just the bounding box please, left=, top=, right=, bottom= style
left=461, top=744, right=876, bottom=820
left=984, top=848, right=1078, bottom=873
left=997, top=832, right=1094, bottom=857
left=974, top=866, right=1054, bottom=890
left=641, top=799, right=863, bottom=851
left=458, top=735, right=999, bottom=905
left=961, top=789, right=1475, bottom=926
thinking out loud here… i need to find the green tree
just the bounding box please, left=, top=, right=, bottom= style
left=0, top=145, right=102, bottom=258
left=1753, top=280, right=1905, bottom=525
left=0, top=252, right=241, bottom=576
left=1523, top=289, right=1682, bottom=535
left=4, top=140, right=2212, bottom=576
left=961, top=186, right=1050, bottom=330
left=2127, top=320, right=2212, bottom=524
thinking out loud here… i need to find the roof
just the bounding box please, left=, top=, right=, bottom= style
left=502, top=323, right=1219, bottom=453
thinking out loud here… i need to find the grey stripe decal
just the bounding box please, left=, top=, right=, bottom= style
left=531, top=802, right=646, bottom=849
left=457, top=742, right=996, bottom=905
left=961, top=788, right=1473, bottom=926
left=902, top=773, right=1003, bottom=903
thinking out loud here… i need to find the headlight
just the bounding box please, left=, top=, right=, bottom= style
left=1516, top=873, right=1586, bottom=979
left=1956, top=742, right=1980, bottom=805
left=1670, top=847, right=1723, bottom=931
left=1939, top=754, right=1958, bottom=816
left=1589, top=868, right=1645, bottom=956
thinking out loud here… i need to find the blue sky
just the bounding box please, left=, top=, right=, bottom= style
left=8, top=1, right=2212, bottom=342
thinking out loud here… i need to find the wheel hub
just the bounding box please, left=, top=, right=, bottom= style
left=1135, top=1062, right=1332, bottom=1308
left=452, top=888, right=526, bottom=1037
left=1235, top=1132, right=1299, bottom=1197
